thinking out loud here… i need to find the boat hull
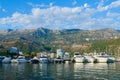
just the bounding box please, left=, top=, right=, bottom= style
left=18, top=59, right=27, bottom=63
left=75, top=58, right=84, bottom=63
left=94, top=58, right=108, bottom=63
left=2, top=57, right=11, bottom=63
left=11, top=59, right=19, bottom=63
left=84, top=56, right=94, bottom=63
left=31, top=59, right=39, bottom=64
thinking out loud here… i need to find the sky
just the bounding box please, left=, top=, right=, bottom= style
left=0, top=0, right=120, bottom=30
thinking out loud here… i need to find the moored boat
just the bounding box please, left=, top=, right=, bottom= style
left=94, top=54, right=115, bottom=63
left=73, top=52, right=85, bottom=63
left=94, top=55, right=108, bottom=63
left=0, top=56, right=5, bottom=63
left=74, top=55, right=85, bottom=63
left=39, top=56, right=49, bottom=63
left=84, top=56, right=94, bottom=63
left=17, top=56, right=26, bottom=63
left=2, top=57, right=11, bottom=63
left=31, top=56, right=39, bottom=64
left=11, top=59, right=19, bottom=63
left=104, top=55, right=115, bottom=63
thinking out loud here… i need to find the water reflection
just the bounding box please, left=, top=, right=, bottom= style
left=3, top=63, right=11, bottom=71
left=0, top=63, right=120, bottom=80
left=73, top=63, right=117, bottom=80
left=33, top=64, right=39, bottom=72
left=74, top=63, right=85, bottom=71
left=39, top=63, right=48, bottom=76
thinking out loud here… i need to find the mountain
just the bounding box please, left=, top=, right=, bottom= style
left=89, top=38, right=120, bottom=57
left=0, top=28, right=120, bottom=53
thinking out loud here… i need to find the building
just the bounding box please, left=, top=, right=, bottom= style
left=50, top=53, right=56, bottom=58
left=56, top=49, right=64, bottom=58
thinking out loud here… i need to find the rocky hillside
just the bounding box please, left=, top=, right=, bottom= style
left=0, top=28, right=120, bottom=53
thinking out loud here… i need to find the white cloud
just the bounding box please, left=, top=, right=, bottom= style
left=27, top=2, right=49, bottom=8
left=27, top=2, right=54, bottom=8
left=97, top=0, right=108, bottom=11
left=109, top=0, right=120, bottom=8
left=0, top=1, right=120, bottom=30
left=97, top=0, right=120, bottom=11
left=107, top=12, right=120, bottom=17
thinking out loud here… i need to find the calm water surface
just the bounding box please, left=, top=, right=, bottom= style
left=0, top=62, right=120, bottom=80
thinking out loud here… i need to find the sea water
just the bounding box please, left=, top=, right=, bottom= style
left=0, top=62, right=120, bottom=80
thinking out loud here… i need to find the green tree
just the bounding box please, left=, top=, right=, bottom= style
left=24, top=52, right=31, bottom=58
left=31, top=52, right=36, bottom=57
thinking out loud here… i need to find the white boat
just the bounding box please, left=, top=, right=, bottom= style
left=39, top=56, right=49, bottom=63
left=31, top=56, right=39, bottom=64
left=0, top=56, right=5, bottom=63
left=73, top=52, right=80, bottom=58
left=94, top=54, right=115, bottom=63
left=73, top=52, right=85, bottom=63
left=74, top=55, right=85, bottom=63
left=11, top=56, right=26, bottom=63
left=2, top=57, right=11, bottom=63
left=84, top=56, right=94, bottom=63
left=104, top=55, right=115, bottom=63
left=17, top=56, right=26, bottom=63
left=11, top=59, right=19, bottom=63
left=26, top=58, right=31, bottom=63
left=94, top=55, right=108, bottom=63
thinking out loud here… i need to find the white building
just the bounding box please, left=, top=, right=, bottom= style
left=50, top=53, right=56, bottom=58
left=56, top=49, right=64, bottom=58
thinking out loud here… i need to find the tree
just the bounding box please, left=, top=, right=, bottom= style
left=24, top=52, right=31, bottom=58
left=31, top=52, right=36, bottom=57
